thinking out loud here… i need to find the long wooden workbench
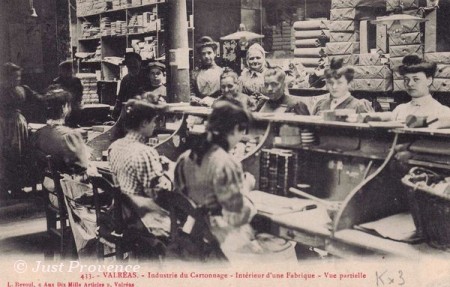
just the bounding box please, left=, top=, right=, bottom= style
left=85, top=104, right=450, bottom=259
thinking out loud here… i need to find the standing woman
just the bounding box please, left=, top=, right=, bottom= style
left=239, top=43, right=268, bottom=97
left=191, top=36, right=223, bottom=104
left=0, top=62, right=42, bottom=196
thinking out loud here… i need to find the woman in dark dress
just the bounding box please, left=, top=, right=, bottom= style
left=0, top=62, right=42, bottom=196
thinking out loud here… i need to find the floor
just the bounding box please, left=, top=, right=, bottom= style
left=0, top=193, right=48, bottom=257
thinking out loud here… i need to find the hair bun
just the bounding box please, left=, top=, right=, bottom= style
left=402, top=54, right=423, bottom=66
left=329, top=57, right=344, bottom=70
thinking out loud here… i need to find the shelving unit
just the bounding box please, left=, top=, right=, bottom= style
left=75, top=0, right=194, bottom=104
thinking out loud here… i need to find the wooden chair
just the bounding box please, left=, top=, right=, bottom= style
left=39, top=154, right=75, bottom=259
left=156, top=192, right=227, bottom=262
left=89, top=176, right=167, bottom=261
left=89, top=175, right=125, bottom=260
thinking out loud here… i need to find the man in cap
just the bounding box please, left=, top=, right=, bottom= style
left=53, top=60, right=83, bottom=127
left=112, top=52, right=147, bottom=120
left=141, top=61, right=166, bottom=103
left=191, top=36, right=223, bottom=105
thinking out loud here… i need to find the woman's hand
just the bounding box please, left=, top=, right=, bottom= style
left=243, top=172, right=256, bottom=191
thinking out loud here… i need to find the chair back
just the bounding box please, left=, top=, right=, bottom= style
left=156, top=192, right=227, bottom=261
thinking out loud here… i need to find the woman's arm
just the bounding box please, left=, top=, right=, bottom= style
left=212, top=161, right=256, bottom=227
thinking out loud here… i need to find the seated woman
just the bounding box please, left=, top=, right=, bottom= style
left=174, top=100, right=296, bottom=262
left=214, top=68, right=256, bottom=111
left=312, top=58, right=374, bottom=115
left=108, top=99, right=171, bottom=237
left=391, top=55, right=450, bottom=122
left=34, top=86, right=89, bottom=178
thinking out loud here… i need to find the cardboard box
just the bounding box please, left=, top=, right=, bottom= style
left=328, top=54, right=359, bottom=65
left=358, top=53, right=385, bottom=66
left=330, top=31, right=360, bottom=42
left=388, top=32, right=421, bottom=46
left=393, top=70, right=403, bottom=80
left=294, top=30, right=329, bottom=39
left=294, top=39, right=321, bottom=48
left=293, top=20, right=329, bottom=31
left=386, top=20, right=420, bottom=35
left=389, top=57, right=404, bottom=70
left=376, top=24, right=388, bottom=53
left=430, top=78, right=450, bottom=92
left=329, top=20, right=357, bottom=32
left=386, top=0, right=419, bottom=12
left=424, top=52, right=450, bottom=64
left=293, top=57, right=324, bottom=67
left=331, top=0, right=385, bottom=9
left=326, top=41, right=360, bottom=55
left=354, top=65, right=392, bottom=79
left=351, top=78, right=393, bottom=91
left=330, top=7, right=385, bottom=21
left=293, top=47, right=326, bottom=58
left=389, top=44, right=423, bottom=58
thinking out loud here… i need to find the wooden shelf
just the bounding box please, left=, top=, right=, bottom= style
left=101, top=34, right=127, bottom=39
left=274, top=143, right=387, bottom=160
left=81, top=2, right=165, bottom=17
left=79, top=37, right=101, bottom=41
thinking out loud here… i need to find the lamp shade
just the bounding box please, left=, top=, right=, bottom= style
left=220, top=24, right=264, bottom=41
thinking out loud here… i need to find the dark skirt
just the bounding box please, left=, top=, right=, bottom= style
left=0, top=111, right=29, bottom=192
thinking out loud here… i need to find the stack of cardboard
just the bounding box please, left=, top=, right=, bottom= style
left=131, top=0, right=142, bottom=6
left=353, top=53, right=393, bottom=92
left=424, top=53, right=450, bottom=92
left=386, top=0, right=419, bottom=13
left=77, top=0, right=93, bottom=17
left=271, top=21, right=294, bottom=51
left=327, top=0, right=386, bottom=65
left=77, top=74, right=100, bottom=105
left=292, top=19, right=329, bottom=69
left=121, top=0, right=132, bottom=8
left=259, top=149, right=298, bottom=196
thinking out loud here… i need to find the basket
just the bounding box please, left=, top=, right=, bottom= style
left=401, top=169, right=450, bottom=250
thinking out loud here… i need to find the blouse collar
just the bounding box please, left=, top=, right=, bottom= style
left=125, top=131, right=147, bottom=143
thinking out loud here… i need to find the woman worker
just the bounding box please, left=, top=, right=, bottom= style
left=191, top=36, right=223, bottom=106
left=312, top=58, right=374, bottom=115
left=174, top=100, right=295, bottom=261
left=391, top=54, right=450, bottom=122
left=0, top=62, right=42, bottom=197
left=239, top=43, right=268, bottom=97
left=215, top=68, right=256, bottom=111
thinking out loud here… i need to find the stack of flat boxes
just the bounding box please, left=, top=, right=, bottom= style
left=77, top=74, right=100, bottom=104
left=259, top=149, right=298, bottom=197
left=326, top=0, right=386, bottom=65
left=326, top=0, right=362, bottom=66
left=77, top=0, right=93, bottom=17
left=422, top=5, right=450, bottom=93
left=121, top=0, right=132, bottom=8
left=272, top=21, right=294, bottom=51
left=292, top=19, right=329, bottom=72
left=424, top=53, right=450, bottom=93
left=385, top=0, right=423, bottom=91
left=353, top=53, right=392, bottom=92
